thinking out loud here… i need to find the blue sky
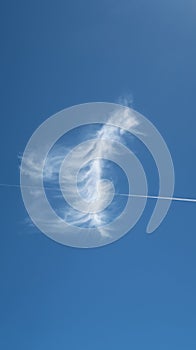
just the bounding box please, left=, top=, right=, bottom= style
left=1, top=0, right=196, bottom=348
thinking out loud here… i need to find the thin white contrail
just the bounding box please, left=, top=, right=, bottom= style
left=116, top=193, right=196, bottom=203
left=0, top=183, right=196, bottom=203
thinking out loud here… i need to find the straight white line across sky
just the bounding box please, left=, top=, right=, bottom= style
left=1, top=183, right=196, bottom=203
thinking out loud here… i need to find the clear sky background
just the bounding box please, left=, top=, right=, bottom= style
left=1, top=1, right=196, bottom=349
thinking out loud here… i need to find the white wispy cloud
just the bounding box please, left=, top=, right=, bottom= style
left=21, top=104, right=140, bottom=237
left=117, top=93, right=134, bottom=108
